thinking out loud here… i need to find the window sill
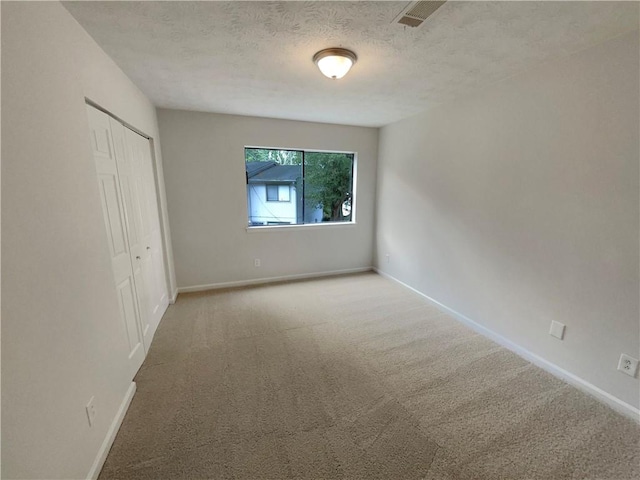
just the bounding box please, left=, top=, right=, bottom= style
left=246, top=222, right=357, bottom=233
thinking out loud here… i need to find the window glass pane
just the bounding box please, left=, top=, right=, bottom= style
left=304, top=152, right=354, bottom=223
left=246, top=148, right=303, bottom=165
left=266, top=185, right=278, bottom=201
left=278, top=185, right=290, bottom=202
left=245, top=148, right=353, bottom=226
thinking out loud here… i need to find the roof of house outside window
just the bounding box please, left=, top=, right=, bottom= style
left=246, top=161, right=301, bottom=184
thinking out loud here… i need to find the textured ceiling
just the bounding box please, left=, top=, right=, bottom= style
left=63, top=1, right=638, bottom=127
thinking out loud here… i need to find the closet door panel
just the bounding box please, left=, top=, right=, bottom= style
left=127, top=130, right=169, bottom=333
left=87, top=105, right=145, bottom=379
left=140, top=135, right=169, bottom=321
left=124, top=127, right=154, bottom=350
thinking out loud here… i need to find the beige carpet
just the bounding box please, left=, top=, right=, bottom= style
left=99, top=272, right=640, bottom=479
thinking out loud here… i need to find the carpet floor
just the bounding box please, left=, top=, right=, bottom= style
left=99, top=272, right=639, bottom=479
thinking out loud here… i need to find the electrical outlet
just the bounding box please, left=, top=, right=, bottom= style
left=254, top=258, right=261, bottom=267
left=385, top=253, right=390, bottom=264
left=617, top=354, right=639, bottom=378
left=548, top=320, right=565, bottom=340
left=86, top=396, right=96, bottom=427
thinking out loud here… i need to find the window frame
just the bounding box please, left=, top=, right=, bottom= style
left=245, top=146, right=357, bottom=231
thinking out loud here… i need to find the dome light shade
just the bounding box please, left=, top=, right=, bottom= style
left=313, top=48, right=357, bottom=80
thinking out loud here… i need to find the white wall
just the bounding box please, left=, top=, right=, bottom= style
left=157, top=109, right=378, bottom=289
left=2, top=2, right=174, bottom=478
left=376, top=31, right=639, bottom=409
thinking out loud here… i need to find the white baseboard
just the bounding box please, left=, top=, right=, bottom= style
left=86, top=382, right=137, bottom=480
left=374, top=268, right=640, bottom=423
left=169, top=288, right=178, bottom=304
left=177, top=267, right=373, bottom=294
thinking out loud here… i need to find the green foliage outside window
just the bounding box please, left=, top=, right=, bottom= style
left=304, top=152, right=353, bottom=222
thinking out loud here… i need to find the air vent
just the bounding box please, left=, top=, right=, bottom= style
left=394, top=1, right=446, bottom=28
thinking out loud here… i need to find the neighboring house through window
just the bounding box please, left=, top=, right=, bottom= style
left=245, top=147, right=355, bottom=227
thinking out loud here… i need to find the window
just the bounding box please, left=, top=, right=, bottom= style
left=266, top=184, right=290, bottom=202
left=245, top=147, right=355, bottom=227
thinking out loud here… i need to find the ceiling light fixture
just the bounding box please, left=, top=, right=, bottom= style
left=313, top=48, right=357, bottom=80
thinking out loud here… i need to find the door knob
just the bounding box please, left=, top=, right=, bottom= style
left=136, top=256, right=141, bottom=260
left=146, top=246, right=151, bottom=250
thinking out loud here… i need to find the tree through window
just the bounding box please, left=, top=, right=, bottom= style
left=245, top=148, right=354, bottom=226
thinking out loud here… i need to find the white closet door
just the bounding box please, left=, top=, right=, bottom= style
left=125, top=128, right=169, bottom=345
left=137, top=132, right=169, bottom=327
left=123, top=128, right=153, bottom=349
left=87, top=105, right=145, bottom=379
left=114, top=120, right=152, bottom=351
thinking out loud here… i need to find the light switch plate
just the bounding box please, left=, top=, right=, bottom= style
left=549, top=320, right=566, bottom=340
